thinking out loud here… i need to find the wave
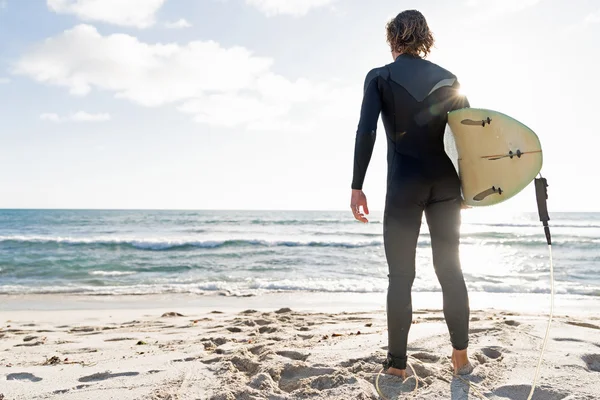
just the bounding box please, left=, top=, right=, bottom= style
left=89, top=271, right=136, bottom=277
left=197, top=218, right=382, bottom=225
left=0, top=236, right=385, bottom=251
left=0, top=281, right=598, bottom=297
left=1, top=234, right=598, bottom=251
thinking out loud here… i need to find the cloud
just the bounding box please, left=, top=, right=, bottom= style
left=47, top=0, right=167, bottom=28
left=562, top=9, right=600, bottom=35
left=0, top=1, right=7, bottom=9
left=40, top=111, right=111, bottom=122
left=165, top=18, right=192, bottom=29
left=71, top=111, right=111, bottom=121
left=40, top=113, right=61, bottom=122
left=16, top=24, right=356, bottom=130
left=465, top=0, right=543, bottom=18
left=0, top=77, right=10, bottom=84
left=245, top=0, right=337, bottom=17
left=584, top=10, right=600, bottom=25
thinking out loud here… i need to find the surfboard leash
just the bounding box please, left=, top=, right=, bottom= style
left=527, top=176, right=554, bottom=400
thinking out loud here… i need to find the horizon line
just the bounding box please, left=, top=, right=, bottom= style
left=0, top=208, right=597, bottom=213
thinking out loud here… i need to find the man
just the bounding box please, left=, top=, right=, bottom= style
left=350, top=9, right=473, bottom=379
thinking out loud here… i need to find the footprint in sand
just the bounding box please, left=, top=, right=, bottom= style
left=259, top=326, right=278, bottom=334
left=69, top=327, right=97, bottom=333
left=249, top=372, right=278, bottom=391
left=340, top=355, right=381, bottom=368
left=565, top=321, right=600, bottom=330
left=582, top=354, right=600, bottom=372
left=161, top=312, right=184, bottom=318
left=229, top=355, right=261, bottom=375
left=481, top=346, right=503, bottom=360
left=504, top=320, right=521, bottom=326
left=407, top=361, right=437, bottom=378
left=249, top=345, right=267, bottom=355
left=310, top=373, right=358, bottom=391
left=298, top=334, right=314, bottom=340
left=469, top=327, right=501, bottom=334
left=14, top=340, right=46, bottom=347
left=275, top=350, right=310, bottom=362
left=7, top=373, right=43, bottom=382
left=553, top=337, right=586, bottom=343
left=78, top=371, right=139, bottom=383
left=493, top=384, right=568, bottom=400
left=411, top=352, right=440, bottom=363
left=278, top=365, right=337, bottom=392
left=104, top=337, right=138, bottom=342
left=212, top=337, right=228, bottom=346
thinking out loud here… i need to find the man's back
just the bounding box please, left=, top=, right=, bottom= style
left=362, top=54, right=469, bottom=159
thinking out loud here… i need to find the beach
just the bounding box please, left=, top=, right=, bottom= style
left=1, top=210, right=599, bottom=399
left=2, top=292, right=599, bottom=399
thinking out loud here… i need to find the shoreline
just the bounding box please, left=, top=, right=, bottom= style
left=1, top=291, right=597, bottom=316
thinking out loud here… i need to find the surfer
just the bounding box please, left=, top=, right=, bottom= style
left=350, top=10, right=473, bottom=378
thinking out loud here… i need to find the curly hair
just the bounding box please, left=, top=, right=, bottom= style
left=386, top=10, right=434, bottom=58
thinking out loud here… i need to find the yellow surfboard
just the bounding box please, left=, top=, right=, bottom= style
left=444, top=108, right=543, bottom=207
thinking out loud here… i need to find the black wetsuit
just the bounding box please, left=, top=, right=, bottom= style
left=352, top=54, right=470, bottom=370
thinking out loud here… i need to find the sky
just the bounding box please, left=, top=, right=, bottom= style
left=0, top=0, right=599, bottom=212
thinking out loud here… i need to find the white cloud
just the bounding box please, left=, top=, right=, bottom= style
left=165, top=18, right=192, bottom=29
left=40, top=111, right=111, bottom=123
left=71, top=111, right=111, bottom=121
left=16, top=24, right=355, bottom=130
left=0, top=77, right=10, bottom=84
left=562, top=9, right=600, bottom=35
left=465, top=0, right=543, bottom=18
left=47, top=0, right=166, bottom=28
left=40, top=113, right=61, bottom=122
left=584, top=10, right=600, bottom=25
left=0, top=1, right=7, bottom=10
left=245, top=0, right=336, bottom=17
left=178, top=93, right=291, bottom=128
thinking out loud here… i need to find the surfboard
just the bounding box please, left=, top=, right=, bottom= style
left=444, top=108, right=543, bottom=207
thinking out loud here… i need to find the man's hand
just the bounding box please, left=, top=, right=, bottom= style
left=460, top=199, right=471, bottom=210
left=351, top=189, right=369, bottom=223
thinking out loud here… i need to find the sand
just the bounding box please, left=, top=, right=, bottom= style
left=1, top=293, right=599, bottom=399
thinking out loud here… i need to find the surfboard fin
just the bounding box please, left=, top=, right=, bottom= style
left=460, top=117, right=492, bottom=127
left=473, top=186, right=503, bottom=201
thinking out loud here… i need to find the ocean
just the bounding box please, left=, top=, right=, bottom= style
left=0, top=210, right=598, bottom=297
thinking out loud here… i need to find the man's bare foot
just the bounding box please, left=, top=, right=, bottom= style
left=386, top=367, right=407, bottom=380
left=452, top=349, right=474, bottom=375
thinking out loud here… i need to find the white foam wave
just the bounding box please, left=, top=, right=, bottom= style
left=1, top=279, right=597, bottom=297
left=89, top=271, right=136, bottom=277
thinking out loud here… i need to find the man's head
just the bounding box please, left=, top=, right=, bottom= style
left=386, top=10, right=434, bottom=60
